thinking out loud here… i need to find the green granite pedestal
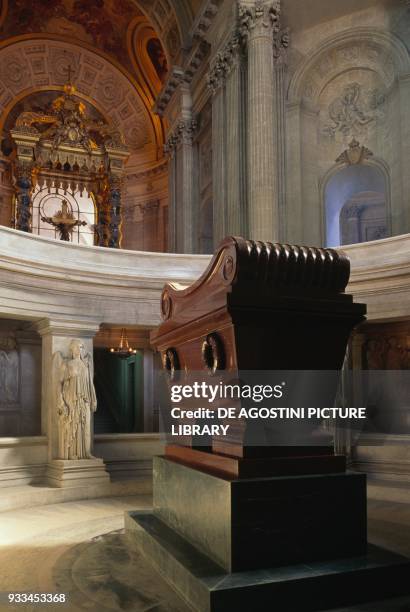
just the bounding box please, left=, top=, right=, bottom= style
left=125, top=457, right=410, bottom=611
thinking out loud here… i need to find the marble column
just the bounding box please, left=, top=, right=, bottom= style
left=167, top=152, right=177, bottom=252
left=208, top=30, right=247, bottom=244
left=240, top=0, right=281, bottom=242
left=273, top=30, right=289, bottom=241
left=211, top=81, right=227, bottom=244
left=226, top=43, right=247, bottom=237
left=177, top=117, right=196, bottom=253
left=15, top=163, right=33, bottom=232
left=165, top=94, right=197, bottom=253
left=36, top=317, right=109, bottom=488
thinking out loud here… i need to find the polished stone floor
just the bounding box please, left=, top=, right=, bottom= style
left=0, top=495, right=409, bottom=612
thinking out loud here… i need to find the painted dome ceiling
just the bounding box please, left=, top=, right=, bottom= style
left=0, top=0, right=182, bottom=90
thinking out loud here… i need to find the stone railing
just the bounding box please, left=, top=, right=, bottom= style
left=1, top=226, right=410, bottom=324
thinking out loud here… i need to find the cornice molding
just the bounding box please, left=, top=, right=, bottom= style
left=207, top=30, right=242, bottom=94
left=153, top=0, right=221, bottom=116
left=190, top=0, right=219, bottom=42
left=125, top=159, right=168, bottom=182
left=153, top=66, right=185, bottom=116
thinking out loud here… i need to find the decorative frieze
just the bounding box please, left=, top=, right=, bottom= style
left=126, top=160, right=168, bottom=183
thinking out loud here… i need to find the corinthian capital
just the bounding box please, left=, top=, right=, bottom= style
left=164, top=119, right=198, bottom=156
left=239, top=0, right=281, bottom=37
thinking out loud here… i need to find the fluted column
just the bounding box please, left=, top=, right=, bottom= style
left=211, top=85, right=226, bottom=243
left=179, top=119, right=196, bottom=253
left=273, top=28, right=289, bottom=241
left=167, top=152, right=177, bottom=251
left=15, top=163, right=33, bottom=232
left=208, top=30, right=246, bottom=244
left=165, top=116, right=197, bottom=253
left=226, top=45, right=247, bottom=236
left=240, top=0, right=281, bottom=241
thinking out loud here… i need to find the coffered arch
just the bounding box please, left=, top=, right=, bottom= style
left=0, top=37, right=162, bottom=163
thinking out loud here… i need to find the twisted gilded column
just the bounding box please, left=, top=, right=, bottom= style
left=240, top=0, right=281, bottom=241
left=108, top=175, right=122, bottom=248
left=15, top=162, right=33, bottom=232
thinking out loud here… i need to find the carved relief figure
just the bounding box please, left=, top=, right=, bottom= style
left=53, top=339, right=97, bottom=460
left=325, top=82, right=385, bottom=137
left=0, top=334, right=19, bottom=405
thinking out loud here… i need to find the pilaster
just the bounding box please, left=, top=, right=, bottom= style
left=35, top=317, right=109, bottom=488
left=207, top=27, right=247, bottom=243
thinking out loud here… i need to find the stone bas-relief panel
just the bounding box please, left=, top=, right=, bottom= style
left=324, top=82, right=385, bottom=139
left=0, top=334, right=19, bottom=406
left=319, top=70, right=386, bottom=145
left=0, top=322, right=41, bottom=437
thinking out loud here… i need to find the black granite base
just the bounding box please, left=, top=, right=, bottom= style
left=125, top=510, right=410, bottom=612
left=153, top=456, right=367, bottom=572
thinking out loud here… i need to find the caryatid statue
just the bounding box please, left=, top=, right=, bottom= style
left=53, top=339, right=97, bottom=460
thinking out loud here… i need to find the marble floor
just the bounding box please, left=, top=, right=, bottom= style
left=0, top=495, right=409, bottom=612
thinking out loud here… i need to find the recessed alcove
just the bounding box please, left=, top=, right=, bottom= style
left=0, top=318, right=41, bottom=437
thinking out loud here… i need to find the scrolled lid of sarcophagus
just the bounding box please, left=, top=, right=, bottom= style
left=152, top=236, right=364, bottom=335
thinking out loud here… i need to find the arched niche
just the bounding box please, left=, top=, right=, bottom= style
left=324, top=162, right=390, bottom=247
left=285, top=27, right=410, bottom=246
left=127, top=18, right=169, bottom=103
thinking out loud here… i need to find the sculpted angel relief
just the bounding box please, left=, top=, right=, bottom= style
left=53, top=339, right=97, bottom=460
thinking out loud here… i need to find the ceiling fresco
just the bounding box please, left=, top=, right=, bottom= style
left=1, top=0, right=143, bottom=70
left=0, top=0, right=191, bottom=165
